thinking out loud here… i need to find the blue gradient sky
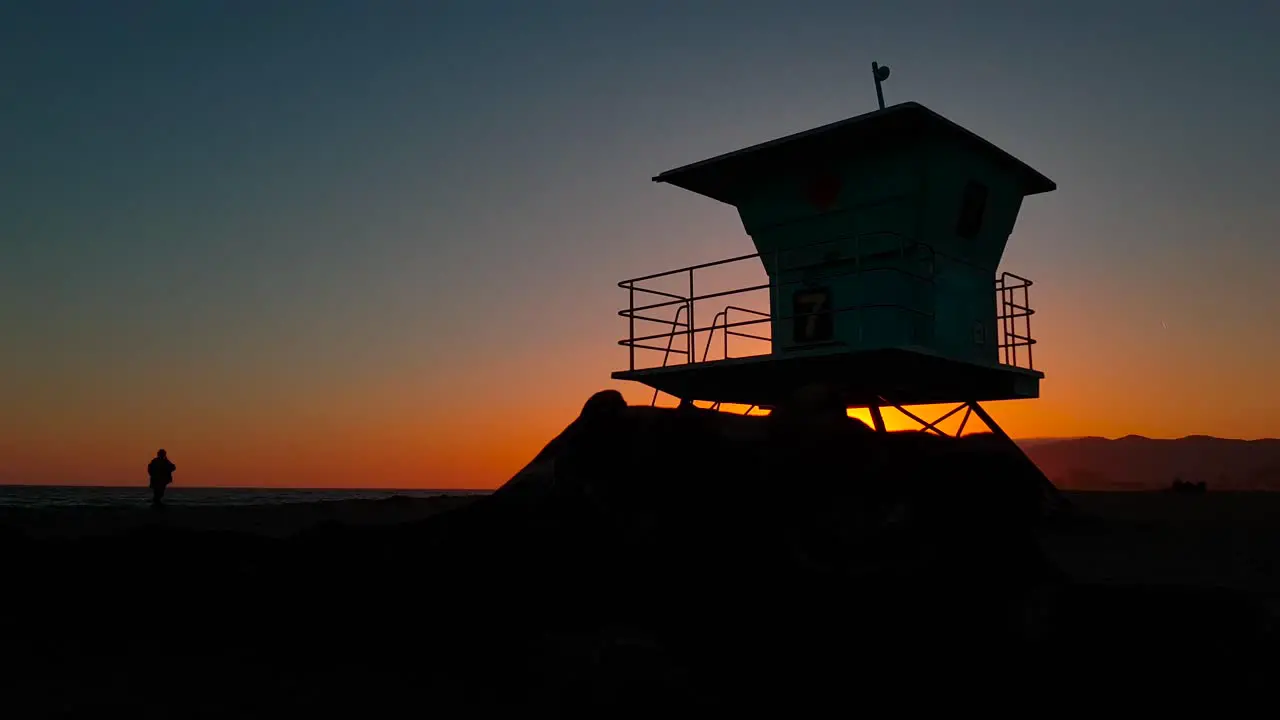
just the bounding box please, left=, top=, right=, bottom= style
left=3, top=1, right=1279, bottom=486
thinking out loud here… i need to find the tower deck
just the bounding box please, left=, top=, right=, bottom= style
left=613, top=239, right=1040, bottom=408
left=613, top=345, right=1041, bottom=408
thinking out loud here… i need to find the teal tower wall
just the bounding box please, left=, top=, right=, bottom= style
left=652, top=102, right=1056, bottom=368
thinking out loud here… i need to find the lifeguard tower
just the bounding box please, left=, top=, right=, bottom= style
left=614, top=65, right=1054, bottom=443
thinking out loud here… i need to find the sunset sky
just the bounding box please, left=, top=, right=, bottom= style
left=4, top=1, right=1279, bottom=488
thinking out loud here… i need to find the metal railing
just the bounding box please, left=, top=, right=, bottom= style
left=996, top=272, right=1037, bottom=370
left=702, top=305, right=771, bottom=364
left=618, top=233, right=1038, bottom=373
left=619, top=232, right=934, bottom=371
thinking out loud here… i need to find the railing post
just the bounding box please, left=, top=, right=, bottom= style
left=1014, top=281, right=1021, bottom=367
left=999, top=277, right=1010, bottom=366
left=724, top=308, right=729, bottom=360
left=773, top=247, right=781, bottom=352
left=1006, top=280, right=1016, bottom=368
left=687, top=268, right=695, bottom=365
left=997, top=279, right=1004, bottom=365
left=628, top=283, right=635, bottom=371
left=1006, top=284, right=1012, bottom=366
left=1023, top=282, right=1034, bottom=370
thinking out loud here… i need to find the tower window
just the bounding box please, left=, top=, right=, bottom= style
left=956, top=181, right=988, bottom=239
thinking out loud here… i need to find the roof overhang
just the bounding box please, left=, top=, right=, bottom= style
left=653, top=101, right=1056, bottom=206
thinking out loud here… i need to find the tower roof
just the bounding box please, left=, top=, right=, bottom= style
left=653, top=101, right=1056, bottom=205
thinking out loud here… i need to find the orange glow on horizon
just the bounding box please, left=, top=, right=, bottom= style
left=7, top=204, right=1279, bottom=489
left=6, top=383, right=1278, bottom=489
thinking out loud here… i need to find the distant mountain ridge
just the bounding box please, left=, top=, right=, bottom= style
left=1015, top=435, right=1280, bottom=491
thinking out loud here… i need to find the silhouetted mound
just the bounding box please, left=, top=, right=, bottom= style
left=500, top=390, right=1060, bottom=558
left=1169, top=478, right=1209, bottom=494
left=2, top=392, right=1275, bottom=713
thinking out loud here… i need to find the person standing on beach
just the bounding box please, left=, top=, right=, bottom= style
left=147, top=449, right=176, bottom=506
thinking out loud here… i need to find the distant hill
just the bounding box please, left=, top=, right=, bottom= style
left=1013, top=437, right=1091, bottom=449
left=1016, top=436, right=1280, bottom=491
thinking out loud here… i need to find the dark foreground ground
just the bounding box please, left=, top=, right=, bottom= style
left=3, top=405, right=1278, bottom=715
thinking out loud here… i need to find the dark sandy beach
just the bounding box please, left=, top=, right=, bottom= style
left=3, top=495, right=1276, bottom=715
left=3, top=406, right=1278, bottom=715
left=1041, top=492, right=1280, bottom=594
left=4, top=491, right=1277, bottom=592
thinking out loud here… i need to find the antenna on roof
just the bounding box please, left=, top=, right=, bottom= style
left=871, top=61, right=891, bottom=110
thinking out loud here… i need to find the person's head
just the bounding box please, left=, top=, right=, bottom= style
left=157, top=449, right=167, bottom=458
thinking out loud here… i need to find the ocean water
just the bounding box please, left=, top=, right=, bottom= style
left=0, top=485, right=488, bottom=509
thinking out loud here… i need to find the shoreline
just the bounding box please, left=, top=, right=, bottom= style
left=0, top=494, right=483, bottom=539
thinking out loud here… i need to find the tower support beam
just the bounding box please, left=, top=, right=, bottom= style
left=885, top=401, right=969, bottom=437
left=868, top=398, right=1072, bottom=517
left=868, top=404, right=887, bottom=433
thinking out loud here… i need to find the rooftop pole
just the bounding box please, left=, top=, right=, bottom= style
left=871, top=61, right=891, bottom=110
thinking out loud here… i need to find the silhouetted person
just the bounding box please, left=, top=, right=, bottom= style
left=148, top=449, right=176, bottom=506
